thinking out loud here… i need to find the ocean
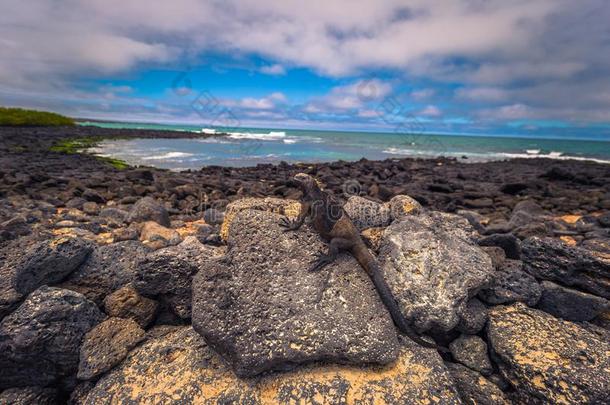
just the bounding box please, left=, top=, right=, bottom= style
left=80, top=121, right=610, bottom=170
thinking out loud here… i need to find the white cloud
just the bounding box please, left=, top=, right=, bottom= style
left=420, top=105, right=441, bottom=117
left=479, top=104, right=533, bottom=120
left=455, top=87, right=508, bottom=102
left=358, top=109, right=379, bottom=118
left=0, top=0, right=562, bottom=86
left=260, top=64, right=286, bottom=75
left=2, top=0, right=610, bottom=128
left=239, top=92, right=287, bottom=109
left=306, top=79, right=393, bottom=112
left=411, top=89, right=435, bottom=100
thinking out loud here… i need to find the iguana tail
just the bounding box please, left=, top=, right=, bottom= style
left=352, top=242, right=447, bottom=352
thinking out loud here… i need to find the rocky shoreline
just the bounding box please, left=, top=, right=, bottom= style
left=1, top=126, right=609, bottom=404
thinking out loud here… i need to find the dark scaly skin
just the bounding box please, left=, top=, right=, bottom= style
left=281, top=173, right=444, bottom=351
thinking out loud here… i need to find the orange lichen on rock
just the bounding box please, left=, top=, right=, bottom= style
left=174, top=219, right=206, bottom=238
left=559, top=235, right=577, bottom=246
left=558, top=214, right=581, bottom=224
left=83, top=328, right=461, bottom=404
left=361, top=227, right=384, bottom=251
left=488, top=303, right=610, bottom=404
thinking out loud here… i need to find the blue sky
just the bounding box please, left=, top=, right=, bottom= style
left=1, top=0, right=610, bottom=139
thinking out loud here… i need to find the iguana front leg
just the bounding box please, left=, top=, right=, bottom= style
left=279, top=201, right=311, bottom=231
left=309, top=237, right=353, bottom=272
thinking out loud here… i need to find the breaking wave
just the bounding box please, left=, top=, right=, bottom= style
left=141, top=152, right=194, bottom=160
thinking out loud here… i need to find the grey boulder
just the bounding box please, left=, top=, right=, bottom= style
left=522, top=236, right=610, bottom=298
left=0, top=386, right=58, bottom=405
left=488, top=303, right=610, bottom=404
left=192, top=209, right=400, bottom=377
left=379, top=211, right=493, bottom=332
left=6, top=236, right=92, bottom=297
left=77, top=317, right=145, bottom=380
left=60, top=241, right=150, bottom=305
left=537, top=280, right=609, bottom=322
left=456, top=298, right=488, bottom=335
left=0, top=287, right=104, bottom=388
left=478, top=259, right=542, bottom=306
left=126, top=197, right=170, bottom=227
left=134, top=237, right=213, bottom=319
left=343, top=195, right=391, bottom=230
left=446, top=362, right=510, bottom=405
left=449, top=334, right=493, bottom=376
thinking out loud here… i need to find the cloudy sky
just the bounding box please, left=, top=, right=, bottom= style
left=1, top=0, right=610, bottom=138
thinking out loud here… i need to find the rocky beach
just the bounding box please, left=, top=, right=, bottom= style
left=1, top=125, right=609, bottom=404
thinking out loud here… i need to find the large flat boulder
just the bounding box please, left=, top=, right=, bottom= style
left=379, top=211, right=493, bottom=332
left=522, top=236, right=610, bottom=298
left=83, top=327, right=461, bottom=404
left=488, top=303, right=610, bottom=404
left=192, top=209, right=400, bottom=377
left=0, top=287, right=104, bottom=388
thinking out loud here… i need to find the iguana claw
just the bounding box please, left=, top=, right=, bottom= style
left=308, top=252, right=331, bottom=272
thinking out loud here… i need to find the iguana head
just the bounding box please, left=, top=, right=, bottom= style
left=293, top=173, right=321, bottom=193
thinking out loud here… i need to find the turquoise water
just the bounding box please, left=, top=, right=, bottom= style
left=80, top=121, right=610, bottom=170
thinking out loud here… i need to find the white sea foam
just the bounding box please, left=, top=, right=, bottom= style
left=195, top=138, right=233, bottom=144
left=382, top=148, right=610, bottom=164
left=200, top=128, right=217, bottom=134
left=142, top=152, right=194, bottom=160
left=283, top=139, right=297, bottom=144
left=526, top=149, right=540, bottom=155
left=227, top=131, right=286, bottom=140
left=499, top=152, right=610, bottom=164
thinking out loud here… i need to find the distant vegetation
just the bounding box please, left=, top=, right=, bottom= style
left=0, top=107, right=75, bottom=126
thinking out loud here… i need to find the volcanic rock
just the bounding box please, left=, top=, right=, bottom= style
left=379, top=211, right=493, bottom=332
left=449, top=334, right=493, bottom=376
left=83, top=327, right=461, bottom=404
left=103, top=284, right=158, bottom=328
left=488, top=303, right=610, bottom=403
left=521, top=236, right=610, bottom=298
left=126, top=197, right=170, bottom=227
left=60, top=241, right=150, bottom=305
left=0, top=287, right=104, bottom=388
left=537, top=280, right=609, bottom=322
left=77, top=317, right=145, bottom=380
left=446, top=362, right=510, bottom=405
left=192, top=209, right=400, bottom=377
left=478, top=259, right=542, bottom=306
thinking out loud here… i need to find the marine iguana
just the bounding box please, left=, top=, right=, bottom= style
left=280, top=173, right=442, bottom=350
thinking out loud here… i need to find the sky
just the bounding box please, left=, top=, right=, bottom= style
left=1, top=0, right=610, bottom=138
